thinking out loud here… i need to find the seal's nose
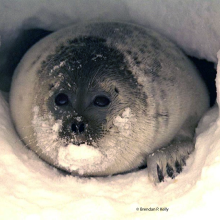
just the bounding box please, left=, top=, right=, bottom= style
left=71, top=122, right=85, bottom=134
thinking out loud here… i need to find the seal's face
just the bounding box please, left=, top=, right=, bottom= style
left=32, top=36, right=148, bottom=175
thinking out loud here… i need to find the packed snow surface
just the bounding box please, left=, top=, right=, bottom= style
left=0, top=90, right=220, bottom=219
left=1, top=0, right=220, bottom=219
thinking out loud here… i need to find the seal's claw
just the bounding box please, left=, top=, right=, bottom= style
left=157, top=164, right=164, bottom=182
left=147, top=140, right=194, bottom=184
left=166, top=163, right=174, bottom=178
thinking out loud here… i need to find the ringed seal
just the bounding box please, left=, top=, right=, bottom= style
left=10, top=22, right=209, bottom=184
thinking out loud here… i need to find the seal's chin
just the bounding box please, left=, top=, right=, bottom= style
left=72, top=141, right=86, bottom=146
left=57, top=142, right=107, bottom=175
left=70, top=134, right=97, bottom=147
left=61, top=131, right=95, bottom=147
left=70, top=140, right=94, bottom=147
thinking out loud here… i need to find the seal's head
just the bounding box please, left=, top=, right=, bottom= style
left=24, top=35, right=150, bottom=176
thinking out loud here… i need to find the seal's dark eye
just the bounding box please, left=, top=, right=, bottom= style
left=55, top=93, right=69, bottom=106
left=93, top=96, right=110, bottom=107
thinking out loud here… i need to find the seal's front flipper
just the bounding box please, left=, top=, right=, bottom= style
left=146, top=139, right=194, bottom=184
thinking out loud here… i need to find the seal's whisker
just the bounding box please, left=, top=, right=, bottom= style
left=88, top=65, right=104, bottom=88
left=14, top=134, right=36, bottom=149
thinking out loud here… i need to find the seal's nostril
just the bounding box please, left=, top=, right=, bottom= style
left=71, top=123, right=85, bottom=134
left=79, top=123, right=85, bottom=133
left=71, top=123, right=77, bottom=133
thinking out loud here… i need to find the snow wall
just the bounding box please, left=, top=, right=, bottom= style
left=1, top=0, right=220, bottom=219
